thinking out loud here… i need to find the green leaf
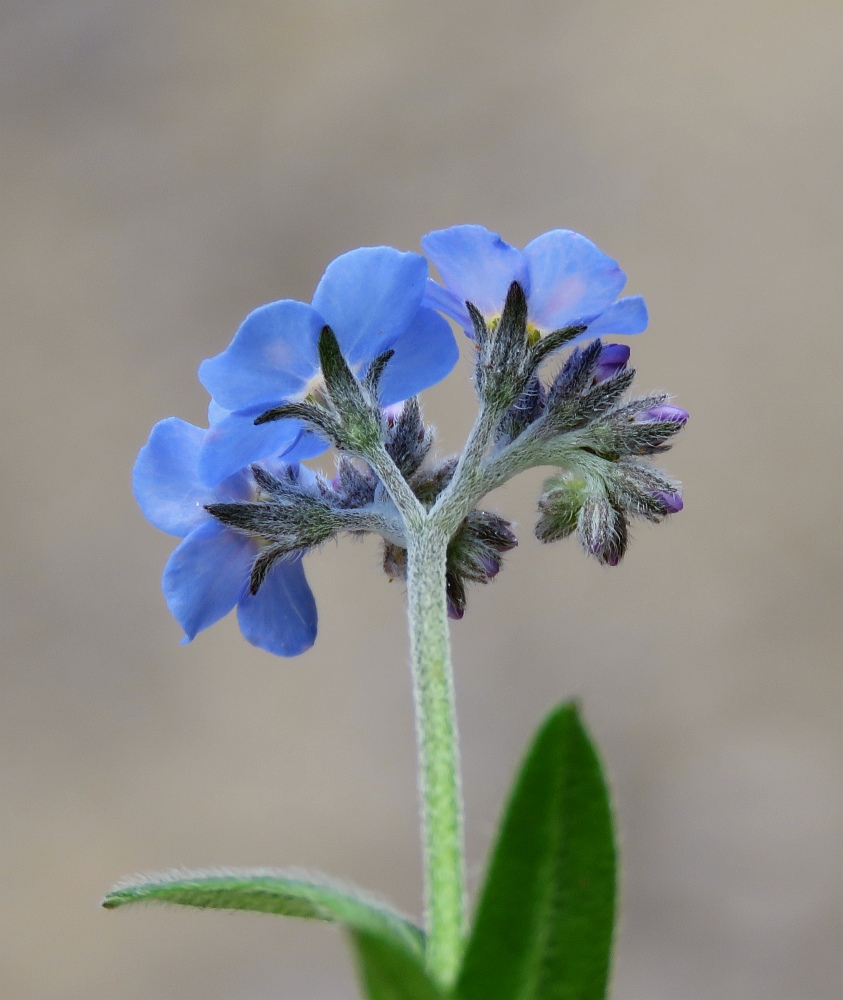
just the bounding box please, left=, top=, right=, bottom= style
left=457, top=703, right=616, bottom=1000
left=351, top=930, right=447, bottom=1000
left=103, top=867, right=423, bottom=959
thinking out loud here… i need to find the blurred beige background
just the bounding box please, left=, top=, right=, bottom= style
left=2, top=1, right=841, bottom=997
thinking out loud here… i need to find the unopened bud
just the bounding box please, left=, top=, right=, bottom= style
left=577, top=496, right=628, bottom=567
left=636, top=404, right=689, bottom=425
left=331, top=455, right=377, bottom=509
left=495, top=376, right=546, bottom=444
left=607, top=461, right=684, bottom=520
left=654, top=490, right=684, bottom=513
left=535, top=474, right=588, bottom=543
left=384, top=397, right=433, bottom=477
left=593, top=343, right=630, bottom=383
left=382, top=542, right=408, bottom=582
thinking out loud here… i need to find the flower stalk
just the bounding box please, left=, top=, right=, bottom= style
left=404, top=521, right=466, bottom=986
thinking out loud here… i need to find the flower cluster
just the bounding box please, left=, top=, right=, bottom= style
left=452, top=277, right=688, bottom=564
left=135, top=246, right=458, bottom=655
left=134, top=225, right=686, bottom=656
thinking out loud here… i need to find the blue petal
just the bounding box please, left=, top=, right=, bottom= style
left=422, top=278, right=472, bottom=332
left=584, top=295, right=648, bottom=337
left=211, top=466, right=256, bottom=504
left=421, top=225, right=528, bottom=319
left=237, top=554, right=317, bottom=656
left=133, top=418, right=212, bottom=537
left=207, top=398, right=227, bottom=425
left=274, top=429, right=331, bottom=465
left=198, top=406, right=304, bottom=487
left=198, top=300, right=323, bottom=412
left=162, top=521, right=254, bottom=641
left=311, top=247, right=428, bottom=370
left=378, top=306, right=459, bottom=406
left=524, top=230, right=626, bottom=332
left=258, top=459, right=321, bottom=493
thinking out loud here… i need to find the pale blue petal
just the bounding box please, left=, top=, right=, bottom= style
left=524, top=230, right=626, bottom=332
left=133, top=418, right=211, bottom=537
left=257, top=459, right=321, bottom=494
left=207, top=399, right=227, bottom=425
left=422, top=278, right=472, bottom=332
left=211, top=466, right=255, bottom=504
left=198, top=300, right=322, bottom=412
left=162, top=521, right=254, bottom=641
left=198, top=406, right=303, bottom=487
left=378, top=307, right=459, bottom=406
left=237, top=554, right=317, bottom=657
left=421, top=225, right=528, bottom=319
left=275, top=429, right=330, bottom=465
left=585, top=295, right=648, bottom=337
left=311, top=247, right=427, bottom=369
left=291, top=463, right=322, bottom=493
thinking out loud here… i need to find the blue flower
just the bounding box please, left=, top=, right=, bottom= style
left=197, top=246, right=459, bottom=486
left=133, top=417, right=318, bottom=657
left=421, top=224, right=648, bottom=344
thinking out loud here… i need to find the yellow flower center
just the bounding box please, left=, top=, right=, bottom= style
left=483, top=314, right=542, bottom=346
left=526, top=324, right=542, bottom=347
left=298, top=371, right=329, bottom=407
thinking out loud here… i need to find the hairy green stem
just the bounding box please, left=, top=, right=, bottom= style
left=405, top=523, right=466, bottom=986
left=366, top=443, right=426, bottom=530
left=431, top=405, right=499, bottom=534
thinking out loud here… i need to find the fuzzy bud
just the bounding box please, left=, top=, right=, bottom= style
left=655, top=490, right=684, bottom=513
left=495, top=376, right=546, bottom=444
left=540, top=340, right=637, bottom=435
left=593, top=343, right=630, bottom=383
left=330, top=455, right=377, bottom=509
left=384, top=397, right=433, bottom=477
left=606, top=460, right=684, bottom=521
left=577, top=496, right=628, bottom=567
left=382, top=507, right=517, bottom=619
left=444, top=510, right=518, bottom=618
left=382, top=541, right=407, bottom=582
left=636, top=404, right=689, bottom=425
left=535, top=474, right=589, bottom=543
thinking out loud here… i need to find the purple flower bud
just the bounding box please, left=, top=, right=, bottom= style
left=382, top=401, right=405, bottom=426
left=593, top=343, right=630, bottom=383
left=577, top=496, right=628, bottom=566
left=637, top=404, right=689, bottom=424
left=479, top=554, right=502, bottom=578
left=654, top=490, right=684, bottom=513
left=447, top=598, right=466, bottom=621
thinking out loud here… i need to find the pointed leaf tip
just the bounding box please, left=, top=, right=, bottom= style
left=458, top=702, right=617, bottom=1000
left=102, top=867, right=424, bottom=959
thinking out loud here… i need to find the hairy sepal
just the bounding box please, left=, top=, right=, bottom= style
left=471, top=282, right=531, bottom=416
left=255, top=326, right=387, bottom=458
left=385, top=397, right=434, bottom=478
